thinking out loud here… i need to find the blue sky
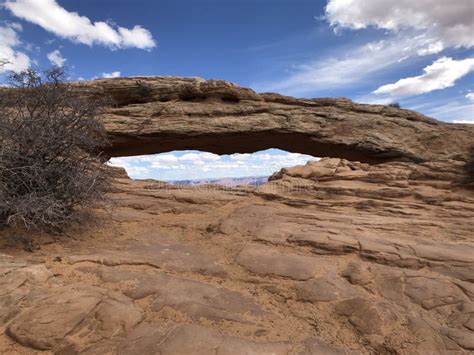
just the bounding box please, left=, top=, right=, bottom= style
left=108, top=150, right=319, bottom=180
left=1, top=0, right=473, bottom=180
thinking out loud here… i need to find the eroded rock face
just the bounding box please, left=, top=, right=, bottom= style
left=0, top=254, right=143, bottom=352
left=67, top=233, right=228, bottom=277
left=236, top=245, right=322, bottom=280
left=1, top=109, right=473, bottom=353
left=76, top=77, right=474, bottom=164
left=295, top=273, right=360, bottom=303
left=80, top=266, right=264, bottom=323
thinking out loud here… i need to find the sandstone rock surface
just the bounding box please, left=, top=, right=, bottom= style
left=0, top=77, right=473, bottom=354
left=1, top=154, right=472, bottom=354
left=76, top=77, right=474, bottom=164
left=236, top=245, right=321, bottom=280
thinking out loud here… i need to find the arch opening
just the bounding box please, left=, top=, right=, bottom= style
left=108, top=149, right=319, bottom=186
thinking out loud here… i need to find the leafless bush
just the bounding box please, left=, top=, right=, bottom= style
left=0, top=67, right=110, bottom=231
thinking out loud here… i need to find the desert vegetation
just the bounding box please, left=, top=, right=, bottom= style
left=0, top=67, right=110, bottom=231
left=388, top=102, right=401, bottom=108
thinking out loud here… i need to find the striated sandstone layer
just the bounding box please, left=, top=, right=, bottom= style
left=1, top=157, right=473, bottom=354
left=1, top=77, right=473, bottom=353
left=76, top=76, right=474, bottom=163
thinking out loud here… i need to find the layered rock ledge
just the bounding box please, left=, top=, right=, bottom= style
left=1, top=156, right=473, bottom=354
left=75, top=76, right=474, bottom=164
left=1, top=77, right=473, bottom=354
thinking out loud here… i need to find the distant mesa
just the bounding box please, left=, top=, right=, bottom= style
left=169, top=176, right=268, bottom=187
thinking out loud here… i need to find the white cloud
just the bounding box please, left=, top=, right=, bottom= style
left=466, top=93, right=474, bottom=101
left=354, top=94, right=395, bottom=106
left=254, top=0, right=474, bottom=96
left=417, top=41, right=444, bottom=56
left=255, top=37, right=420, bottom=95
left=374, top=57, right=474, bottom=96
left=47, top=49, right=66, bottom=67
left=4, top=0, right=156, bottom=50
left=108, top=158, right=151, bottom=176
left=0, top=23, right=30, bottom=73
left=453, top=120, right=474, bottom=124
left=102, top=71, right=121, bottom=78
left=146, top=154, right=179, bottom=163
left=117, top=26, right=155, bottom=50
left=126, top=166, right=151, bottom=175
left=180, top=152, right=220, bottom=161
left=423, top=100, right=474, bottom=123
left=325, top=0, right=474, bottom=54
left=8, top=22, right=22, bottom=31
left=108, top=150, right=319, bottom=180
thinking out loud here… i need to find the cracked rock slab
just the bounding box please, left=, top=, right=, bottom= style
left=288, top=232, right=360, bottom=255
left=334, top=297, right=385, bottom=335
left=236, top=245, right=322, bottom=280
left=6, top=284, right=142, bottom=351
left=80, top=266, right=264, bottom=323
left=302, top=338, right=350, bottom=355
left=295, top=272, right=360, bottom=303
left=156, top=324, right=293, bottom=355
left=441, top=327, right=474, bottom=350
left=69, top=238, right=227, bottom=277
left=404, top=276, right=469, bottom=310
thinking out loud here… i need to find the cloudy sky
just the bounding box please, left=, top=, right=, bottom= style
left=1, top=0, right=473, bottom=180
left=109, top=150, right=318, bottom=180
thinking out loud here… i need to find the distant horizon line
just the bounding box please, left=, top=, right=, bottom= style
left=133, top=175, right=270, bottom=183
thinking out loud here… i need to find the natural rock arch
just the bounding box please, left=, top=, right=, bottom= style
left=78, top=77, right=474, bottom=163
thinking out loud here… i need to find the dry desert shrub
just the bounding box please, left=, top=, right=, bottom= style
left=0, top=67, right=110, bottom=231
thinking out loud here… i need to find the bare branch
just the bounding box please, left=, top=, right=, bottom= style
left=0, top=67, right=111, bottom=232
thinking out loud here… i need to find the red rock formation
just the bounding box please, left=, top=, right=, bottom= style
left=1, top=77, right=473, bottom=354
left=1, top=155, right=473, bottom=353
left=75, top=77, right=474, bottom=164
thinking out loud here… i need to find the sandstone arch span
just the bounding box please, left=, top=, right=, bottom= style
left=79, top=77, right=474, bottom=163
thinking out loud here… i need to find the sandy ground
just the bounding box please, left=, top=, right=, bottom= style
left=1, top=159, right=473, bottom=354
